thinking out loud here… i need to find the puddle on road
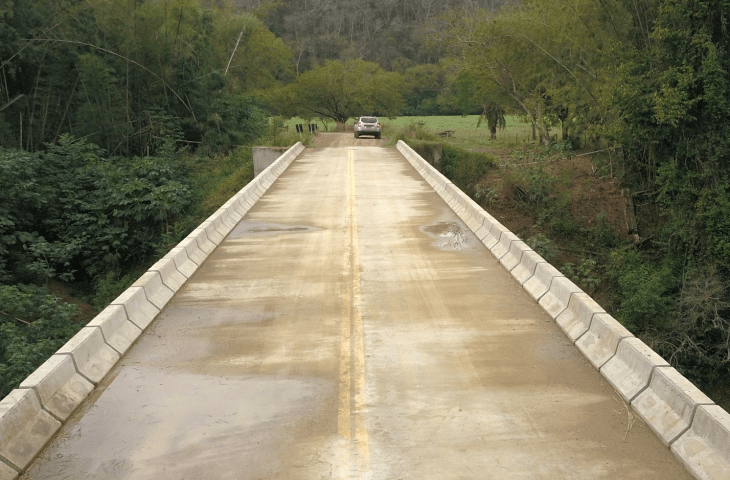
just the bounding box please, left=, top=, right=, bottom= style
left=421, top=221, right=472, bottom=251
left=228, top=220, right=320, bottom=239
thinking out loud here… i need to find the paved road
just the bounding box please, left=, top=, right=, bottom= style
left=22, top=134, right=691, bottom=479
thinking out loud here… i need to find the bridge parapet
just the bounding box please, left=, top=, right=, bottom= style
left=396, top=139, right=730, bottom=480
left=0, top=143, right=306, bottom=479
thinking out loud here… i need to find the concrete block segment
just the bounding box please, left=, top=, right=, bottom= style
left=226, top=196, right=249, bottom=217
left=491, top=231, right=520, bottom=261
left=207, top=212, right=228, bottom=236
left=0, top=461, right=18, bottom=480
left=176, top=237, right=208, bottom=266
left=216, top=207, right=237, bottom=232
left=199, top=221, right=224, bottom=245
left=240, top=189, right=257, bottom=209
left=56, top=327, right=121, bottom=385
left=453, top=194, right=467, bottom=215
left=257, top=175, right=272, bottom=191
left=467, top=201, right=483, bottom=225
left=188, top=229, right=216, bottom=254
left=85, top=305, right=142, bottom=356
left=19, top=355, right=93, bottom=422
left=575, top=313, right=633, bottom=369
left=163, top=247, right=198, bottom=279
left=253, top=180, right=266, bottom=197
left=601, top=338, right=670, bottom=403
left=433, top=181, right=447, bottom=196
left=242, top=182, right=259, bottom=200
left=555, top=292, right=605, bottom=342
left=132, top=271, right=175, bottom=310
left=511, top=250, right=547, bottom=286
left=223, top=202, right=244, bottom=223
left=111, top=286, right=161, bottom=330
left=482, top=223, right=506, bottom=250
left=0, top=389, right=61, bottom=472
left=633, top=367, right=714, bottom=446
left=500, top=241, right=529, bottom=272
left=671, top=405, right=730, bottom=480
left=149, top=257, right=187, bottom=292
left=462, top=201, right=482, bottom=232
left=523, top=262, right=562, bottom=301
left=473, top=222, right=490, bottom=242
left=539, top=276, right=584, bottom=319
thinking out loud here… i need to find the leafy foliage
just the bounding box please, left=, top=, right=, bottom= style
left=0, top=0, right=288, bottom=156
left=0, top=284, right=79, bottom=398
left=0, top=135, right=192, bottom=283
left=272, top=59, right=405, bottom=125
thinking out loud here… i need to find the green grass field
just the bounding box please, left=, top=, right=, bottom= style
left=283, top=115, right=537, bottom=148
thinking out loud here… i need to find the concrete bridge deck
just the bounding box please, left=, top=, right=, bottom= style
left=20, top=135, right=691, bottom=479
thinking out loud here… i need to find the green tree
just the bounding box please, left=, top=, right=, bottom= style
left=272, top=59, right=405, bottom=125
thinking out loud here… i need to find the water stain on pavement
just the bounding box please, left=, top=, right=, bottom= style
left=228, top=220, right=321, bottom=238
left=420, top=221, right=472, bottom=251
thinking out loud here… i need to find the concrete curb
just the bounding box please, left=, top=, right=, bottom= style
left=56, top=327, right=121, bottom=385
left=149, top=258, right=188, bottom=292
left=575, top=313, right=632, bottom=369
left=0, top=389, right=60, bottom=473
left=491, top=231, right=520, bottom=261
left=538, top=277, right=584, bottom=319
left=633, top=367, right=714, bottom=446
left=85, top=305, right=142, bottom=356
left=396, top=140, right=728, bottom=478
left=671, top=405, right=730, bottom=479
left=500, top=240, right=529, bottom=272
left=0, top=142, right=305, bottom=477
left=511, top=250, right=547, bottom=286
left=163, top=247, right=198, bottom=279
left=600, top=337, right=669, bottom=403
left=523, top=263, right=563, bottom=302
left=19, top=355, right=94, bottom=422
left=555, top=292, right=605, bottom=342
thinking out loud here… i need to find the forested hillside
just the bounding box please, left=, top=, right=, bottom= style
left=1, top=0, right=729, bottom=401
left=235, top=0, right=514, bottom=71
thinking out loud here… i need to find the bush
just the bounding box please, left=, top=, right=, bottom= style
left=438, top=145, right=495, bottom=197
left=608, top=249, right=677, bottom=332
left=392, top=121, right=437, bottom=142
left=0, top=284, right=81, bottom=398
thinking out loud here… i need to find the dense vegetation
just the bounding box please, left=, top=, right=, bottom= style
left=1, top=0, right=729, bottom=399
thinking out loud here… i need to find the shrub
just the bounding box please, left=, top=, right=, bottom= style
left=0, top=284, right=80, bottom=398
left=439, top=145, right=495, bottom=197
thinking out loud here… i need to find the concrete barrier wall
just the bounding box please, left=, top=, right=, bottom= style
left=396, top=140, right=730, bottom=479
left=0, top=142, right=306, bottom=478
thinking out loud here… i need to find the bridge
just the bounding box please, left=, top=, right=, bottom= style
left=1, top=135, right=728, bottom=479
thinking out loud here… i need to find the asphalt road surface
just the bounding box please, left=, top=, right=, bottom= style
left=21, top=134, right=692, bottom=479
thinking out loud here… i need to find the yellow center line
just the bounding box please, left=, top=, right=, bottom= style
left=337, top=148, right=370, bottom=476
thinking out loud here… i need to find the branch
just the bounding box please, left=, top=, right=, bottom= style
left=225, top=27, right=245, bottom=77
left=0, top=94, right=24, bottom=113
left=26, top=38, right=195, bottom=116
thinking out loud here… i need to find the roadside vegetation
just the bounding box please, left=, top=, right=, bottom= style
left=391, top=116, right=730, bottom=409
left=1, top=0, right=729, bottom=407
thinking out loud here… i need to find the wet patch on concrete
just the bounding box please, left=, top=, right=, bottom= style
left=420, top=221, right=473, bottom=251
left=23, top=369, right=335, bottom=480
left=228, top=220, right=321, bottom=238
